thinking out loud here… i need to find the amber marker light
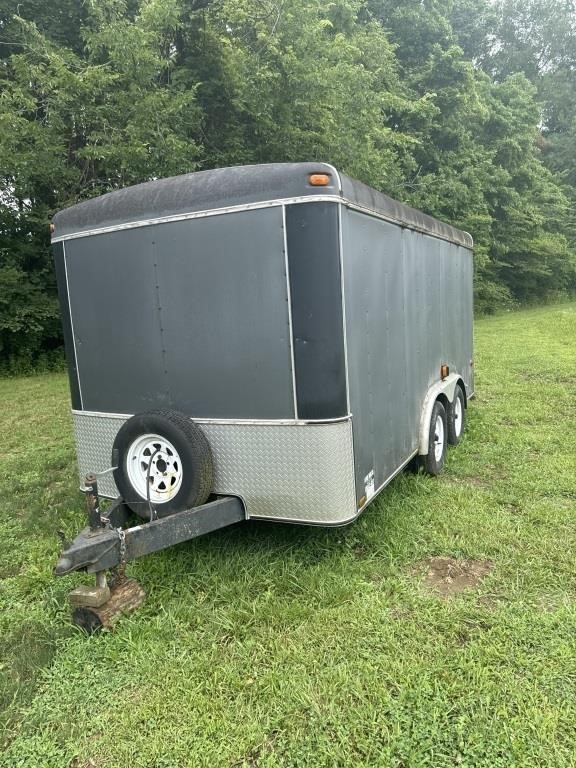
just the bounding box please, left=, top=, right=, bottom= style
left=358, top=495, right=367, bottom=508
left=308, top=173, right=331, bottom=186
left=49, top=222, right=55, bottom=234
left=440, top=364, right=450, bottom=380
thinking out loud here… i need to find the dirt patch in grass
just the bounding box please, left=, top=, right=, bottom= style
left=413, top=556, right=494, bottom=598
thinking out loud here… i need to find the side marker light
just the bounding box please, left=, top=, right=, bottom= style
left=308, top=173, right=331, bottom=187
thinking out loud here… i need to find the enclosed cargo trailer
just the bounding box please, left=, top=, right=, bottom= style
left=52, top=162, right=473, bottom=530
left=52, top=162, right=473, bottom=627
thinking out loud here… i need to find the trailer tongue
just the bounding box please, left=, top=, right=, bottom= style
left=54, top=473, right=244, bottom=632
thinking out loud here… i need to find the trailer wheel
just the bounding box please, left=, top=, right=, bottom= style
left=112, top=410, right=213, bottom=519
left=447, top=384, right=466, bottom=446
left=422, top=400, right=447, bottom=476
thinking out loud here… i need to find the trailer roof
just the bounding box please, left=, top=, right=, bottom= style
left=52, top=162, right=473, bottom=249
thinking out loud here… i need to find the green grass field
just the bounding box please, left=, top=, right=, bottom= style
left=1, top=304, right=576, bottom=768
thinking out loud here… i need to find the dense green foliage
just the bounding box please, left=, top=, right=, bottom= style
left=1, top=0, right=576, bottom=365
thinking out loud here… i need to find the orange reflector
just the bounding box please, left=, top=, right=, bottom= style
left=309, top=173, right=331, bottom=186
left=440, top=364, right=449, bottom=380
left=358, top=495, right=367, bottom=508
left=49, top=222, right=55, bottom=234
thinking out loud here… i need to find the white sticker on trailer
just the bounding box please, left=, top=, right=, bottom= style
left=364, top=470, right=375, bottom=501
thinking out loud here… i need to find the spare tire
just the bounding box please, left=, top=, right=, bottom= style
left=112, top=410, right=213, bottom=519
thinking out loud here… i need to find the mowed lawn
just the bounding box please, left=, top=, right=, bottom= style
left=1, top=304, right=575, bottom=768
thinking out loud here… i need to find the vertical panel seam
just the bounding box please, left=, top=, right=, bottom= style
left=152, top=253, right=171, bottom=404
left=338, top=204, right=357, bottom=505
left=338, top=204, right=351, bottom=415
left=62, top=242, right=84, bottom=410
left=282, top=204, right=299, bottom=419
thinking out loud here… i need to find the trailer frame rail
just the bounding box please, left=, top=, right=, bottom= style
left=54, top=495, right=245, bottom=576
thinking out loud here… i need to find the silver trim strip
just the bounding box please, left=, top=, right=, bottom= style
left=337, top=203, right=356, bottom=504
left=52, top=195, right=343, bottom=243
left=338, top=203, right=351, bottom=416
left=324, top=163, right=343, bottom=194
left=72, top=409, right=132, bottom=419
left=249, top=512, right=359, bottom=528
left=343, top=201, right=471, bottom=248
left=63, top=242, right=84, bottom=410
left=52, top=189, right=472, bottom=249
left=70, top=409, right=352, bottom=426
left=282, top=204, right=299, bottom=419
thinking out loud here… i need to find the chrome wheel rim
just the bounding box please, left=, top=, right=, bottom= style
left=433, top=414, right=445, bottom=463
left=454, top=397, right=463, bottom=438
left=125, top=433, right=183, bottom=504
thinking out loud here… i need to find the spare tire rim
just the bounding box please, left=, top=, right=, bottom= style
left=433, top=414, right=445, bottom=463
left=125, top=433, right=184, bottom=504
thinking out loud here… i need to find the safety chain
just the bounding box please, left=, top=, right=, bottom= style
left=117, top=527, right=127, bottom=563
left=108, top=527, right=127, bottom=587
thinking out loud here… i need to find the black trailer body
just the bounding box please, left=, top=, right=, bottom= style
left=52, top=163, right=473, bottom=526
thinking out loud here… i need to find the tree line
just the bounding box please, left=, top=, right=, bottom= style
left=1, top=0, right=575, bottom=368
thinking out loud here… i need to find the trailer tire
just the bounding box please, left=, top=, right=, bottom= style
left=112, top=410, right=213, bottom=519
left=447, top=384, right=466, bottom=446
left=422, top=400, right=447, bottom=476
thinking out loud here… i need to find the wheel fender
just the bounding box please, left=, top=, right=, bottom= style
left=418, top=374, right=461, bottom=455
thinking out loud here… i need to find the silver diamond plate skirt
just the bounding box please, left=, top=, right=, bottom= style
left=71, top=411, right=358, bottom=525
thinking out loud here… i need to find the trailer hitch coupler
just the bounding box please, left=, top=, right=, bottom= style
left=54, top=556, right=73, bottom=576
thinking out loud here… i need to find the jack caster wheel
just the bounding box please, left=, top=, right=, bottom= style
left=71, top=578, right=146, bottom=634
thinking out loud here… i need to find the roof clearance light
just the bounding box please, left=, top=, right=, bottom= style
left=308, top=173, right=331, bottom=187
